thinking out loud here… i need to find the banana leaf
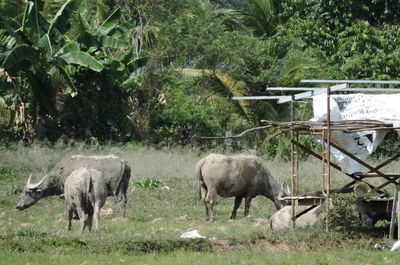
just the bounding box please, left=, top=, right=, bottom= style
left=0, top=44, right=37, bottom=69
left=97, top=8, right=121, bottom=36
left=60, top=51, right=103, bottom=72
left=48, top=0, right=84, bottom=34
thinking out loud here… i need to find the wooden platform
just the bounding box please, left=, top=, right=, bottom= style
left=278, top=195, right=327, bottom=206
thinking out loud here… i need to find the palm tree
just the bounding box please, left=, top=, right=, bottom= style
left=179, top=68, right=255, bottom=121
left=244, top=0, right=276, bottom=37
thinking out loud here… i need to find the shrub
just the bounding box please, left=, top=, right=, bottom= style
left=135, top=177, right=164, bottom=189
left=149, top=81, right=224, bottom=146
left=327, top=194, right=360, bottom=233
left=260, top=133, right=319, bottom=161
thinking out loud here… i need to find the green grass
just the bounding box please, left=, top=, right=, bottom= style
left=1, top=248, right=400, bottom=265
left=0, top=143, right=399, bottom=264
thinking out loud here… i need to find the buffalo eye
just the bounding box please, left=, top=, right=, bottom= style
left=27, top=189, right=40, bottom=196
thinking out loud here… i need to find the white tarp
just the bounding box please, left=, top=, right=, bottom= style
left=311, top=93, right=400, bottom=174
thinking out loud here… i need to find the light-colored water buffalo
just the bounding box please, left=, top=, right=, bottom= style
left=196, top=154, right=289, bottom=222
left=16, top=155, right=131, bottom=217
left=269, top=203, right=327, bottom=230
left=65, top=167, right=107, bottom=232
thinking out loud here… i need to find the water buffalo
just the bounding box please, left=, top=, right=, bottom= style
left=269, top=204, right=327, bottom=230
left=65, top=167, right=107, bottom=232
left=196, top=154, right=289, bottom=222
left=16, top=155, right=131, bottom=218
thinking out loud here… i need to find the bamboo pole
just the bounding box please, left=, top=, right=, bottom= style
left=326, top=86, right=331, bottom=232
left=397, top=186, right=400, bottom=240
left=290, top=94, right=296, bottom=228
left=389, top=185, right=399, bottom=239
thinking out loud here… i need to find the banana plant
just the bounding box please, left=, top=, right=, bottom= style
left=1, top=0, right=99, bottom=116
left=0, top=0, right=146, bottom=140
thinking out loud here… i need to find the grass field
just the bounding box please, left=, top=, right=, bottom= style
left=0, top=143, right=399, bottom=264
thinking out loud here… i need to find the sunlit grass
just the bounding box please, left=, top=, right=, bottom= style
left=0, top=143, right=399, bottom=264
left=1, top=248, right=400, bottom=265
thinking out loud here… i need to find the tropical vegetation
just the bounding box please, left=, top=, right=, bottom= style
left=1, top=0, right=400, bottom=157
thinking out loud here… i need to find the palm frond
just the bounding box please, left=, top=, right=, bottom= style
left=244, top=0, right=275, bottom=37
left=280, top=49, right=318, bottom=85
left=131, top=17, right=160, bottom=58
left=214, top=8, right=251, bottom=33
left=213, top=72, right=254, bottom=120
left=179, top=68, right=254, bottom=120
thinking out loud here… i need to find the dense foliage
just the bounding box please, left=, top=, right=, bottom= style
left=1, top=0, right=399, bottom=157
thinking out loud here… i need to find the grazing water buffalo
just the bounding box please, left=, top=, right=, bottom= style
left=65, top=168, right=107, bottom=232
left=16, top=155, right=131, bottom=218
left=196, top=154, right=289, bottom=222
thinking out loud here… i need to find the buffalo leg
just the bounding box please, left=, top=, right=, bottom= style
left=230, top=197, right=243, bottom=219
left=200, top=184, right=209, bottom=221
left=244, top=196, right=253, bottom=217
left=116, top=192, right=127, bottom=218
left=205, top=189, right=217, bottom=222
left=87, top=214, right=93, bottom=232
left=87, top=204, right=94, bottom=232
left=203, top=200, right=210, bottom=222
left=78, top=208, right=88, bottom=233
left=67, top=207, right=74, bottom=231
left=93, top=203, right=101, bottom=231
left=116, top=176, right=129, bottom=218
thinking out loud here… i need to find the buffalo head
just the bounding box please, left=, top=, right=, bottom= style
left=274, top=184, right=291, bottom=209
left=16, top=174, right=45, bottom=210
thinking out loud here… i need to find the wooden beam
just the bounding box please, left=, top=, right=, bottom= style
left=330, top=141, right=399, bottom=185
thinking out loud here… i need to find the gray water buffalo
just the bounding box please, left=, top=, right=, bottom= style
left=65, top=167, right=107, bottom=232
left=196, top=154, right=289, bottom=222
left=16, top=155, right=131, bottom=217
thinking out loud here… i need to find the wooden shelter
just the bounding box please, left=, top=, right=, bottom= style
left=233, top=79, right=400, bottom=238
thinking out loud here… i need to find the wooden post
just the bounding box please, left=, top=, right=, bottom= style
left=290, top=94, right=296, bottom=228
left=397, top=185, right=400, bottom=240
left=389, top=185, right=399, bottom=239
left=325, top=86, right=331, bottom=232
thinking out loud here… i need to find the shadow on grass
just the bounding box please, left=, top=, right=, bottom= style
left=1, top=223, right=395, bottom=256
left=1, top=228, right=212, bottom=254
